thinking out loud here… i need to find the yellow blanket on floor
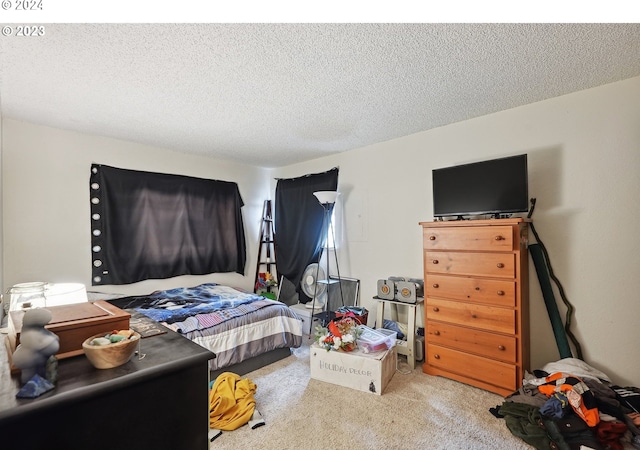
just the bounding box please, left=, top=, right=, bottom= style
left=209, top=372, right=257, bottom=431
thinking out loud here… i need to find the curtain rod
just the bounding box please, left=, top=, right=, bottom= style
left=274, top=166, right=339, bottom=181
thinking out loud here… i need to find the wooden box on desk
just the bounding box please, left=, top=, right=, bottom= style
left=6, top=301, right=130, bottom=367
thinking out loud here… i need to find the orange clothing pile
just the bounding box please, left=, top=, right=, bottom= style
left=209, top=372, right=257, bottom=431
left=537, top=372, right=600, bottom=427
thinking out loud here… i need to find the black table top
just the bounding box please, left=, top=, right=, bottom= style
left=0, top=328, right=214, bottom=421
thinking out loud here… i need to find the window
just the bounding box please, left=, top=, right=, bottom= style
left=323, top=209, right=338, bottom=249
left=273, top=168, right=339, bottom=291
left=90, top=164, right=246, bottom=285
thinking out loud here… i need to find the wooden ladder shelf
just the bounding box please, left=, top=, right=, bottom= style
left=254, top=200, right=278, bottom=295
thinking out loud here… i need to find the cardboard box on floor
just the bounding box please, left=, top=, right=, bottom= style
left=310, top=344, right=396, bottom=395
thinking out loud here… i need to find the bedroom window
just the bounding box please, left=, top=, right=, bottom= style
left=274, top=167, right=339, bottom=294
left=325, top=210, right=337, bottom=249
left=89, top=164, right=247, bottom=286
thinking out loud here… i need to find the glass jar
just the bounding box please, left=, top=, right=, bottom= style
left=7, top=282, right=47, bottom=311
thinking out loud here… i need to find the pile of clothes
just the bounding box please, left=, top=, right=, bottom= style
left=208, top=372, right=265, bottom=442
left=493, top=358, right=640, bottom=450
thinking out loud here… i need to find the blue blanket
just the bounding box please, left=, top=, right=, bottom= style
left=113, top=283, right=266, bottom=324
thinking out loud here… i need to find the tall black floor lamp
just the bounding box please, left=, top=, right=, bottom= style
left=312, top=190, right=345, bottom=326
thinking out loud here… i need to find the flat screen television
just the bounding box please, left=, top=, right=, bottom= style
left=432, top=154, right=528, bottom=219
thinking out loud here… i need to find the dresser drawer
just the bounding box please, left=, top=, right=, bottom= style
left=426, top=298, right=515, bottom=334
left=426, top=343, right=517, bottom=391
left=425, top=251, right=515, bottom=279
left=425, top=320, right=516, bottom=363
left=423, top=226, right=514, bottom=251
left=425, top=274, right=515, bottom=307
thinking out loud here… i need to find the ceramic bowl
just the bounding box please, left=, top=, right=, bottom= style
left=82, top=330, right=140, bottom=369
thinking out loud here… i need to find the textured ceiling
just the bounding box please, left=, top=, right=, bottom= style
left=1, top=23, right=639, bottom=168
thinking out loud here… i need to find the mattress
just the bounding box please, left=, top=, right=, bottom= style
left=106, top=283, right=303, bottom=371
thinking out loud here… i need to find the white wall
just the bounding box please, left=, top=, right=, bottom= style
left=2, top=76, right=639, bottom=387
left=0, top=112, right=4, bottom=318
left=273, top=76, right=640, bottom=387
left=1, top=120, right=271, bottom=296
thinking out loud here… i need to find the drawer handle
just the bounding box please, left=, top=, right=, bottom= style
left=432, top=259, right=439, bottom=265
left=496, top=263, right=504, bottom=268
left=495, top=235, right=505, bottom=241
left=432, top=283, right=439, bottom=288
left=498, top=345, right=506, bottom=351
left=471, top=314, right=477, bottom=319
left=434, top=330, right=440, bottom=336
left=497, top=290, right=505, bottom=296
left=429, top=235, right=436, bottom=241
left=432, top=307, right=440, bottom=312
left=475, top=286, right=480, bottom=291
left=434, top=354, right=440, bottom=360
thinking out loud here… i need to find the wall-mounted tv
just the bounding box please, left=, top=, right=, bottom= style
left=432, top=154, right=528, bottom=219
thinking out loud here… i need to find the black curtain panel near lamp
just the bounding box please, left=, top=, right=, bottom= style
left=274, top=168, right=339, bottom=296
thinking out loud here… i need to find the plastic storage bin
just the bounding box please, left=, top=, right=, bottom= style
left=356, top=325, right=397, bottom=353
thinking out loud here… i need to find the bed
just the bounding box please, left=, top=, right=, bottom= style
left=105, top=283, right=303, bottom=374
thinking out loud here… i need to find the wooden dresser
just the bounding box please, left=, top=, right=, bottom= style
left=420, top=218, right=529, bottom=396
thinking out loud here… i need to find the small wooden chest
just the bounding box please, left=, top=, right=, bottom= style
left=6, top=301, right=130, bottom=367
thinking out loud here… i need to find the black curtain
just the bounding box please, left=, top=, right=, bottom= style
left=274, top=168, right=339, bottom=296
left=90, top=164, right=246, bottom=285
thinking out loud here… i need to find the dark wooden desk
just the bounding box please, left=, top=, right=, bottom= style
left=0, top=328, right=214, bottom=450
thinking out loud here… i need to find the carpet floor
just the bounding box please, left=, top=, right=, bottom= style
left=210, top=340, right=533, bottom=449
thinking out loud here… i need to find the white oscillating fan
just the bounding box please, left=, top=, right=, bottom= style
left=300, top=263, right=328, bottom=310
